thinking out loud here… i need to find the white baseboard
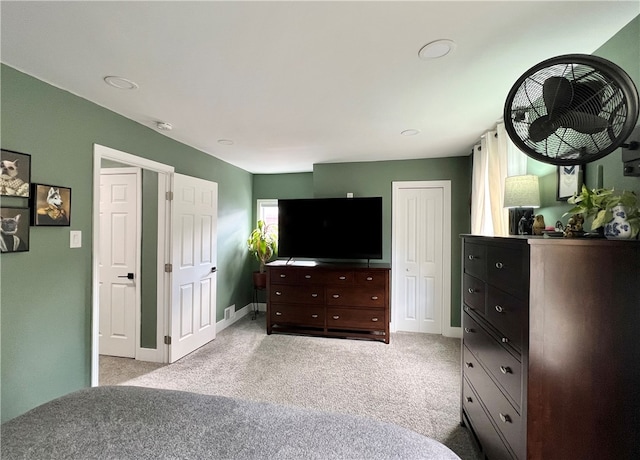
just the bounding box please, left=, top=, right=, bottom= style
left=443, top=326, right=462, bottom=339
left=135, top=347, right=163, bottom=363
left=215, top=303, right=266, bottom=333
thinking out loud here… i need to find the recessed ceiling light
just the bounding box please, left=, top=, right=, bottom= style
left=156, top=121, right=172, bottom=131
left=104, top=76, right=139, bottom=90
left=401, top=129, right=421, bottom=136
left=418, top=39, right=456, bottom=60
left=217, top=139, right=234, bottom=146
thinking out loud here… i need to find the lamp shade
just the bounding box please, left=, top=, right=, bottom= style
left=503, top=175, right=540, bottom=208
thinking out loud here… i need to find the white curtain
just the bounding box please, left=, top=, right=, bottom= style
left=471, top=122, right=527, bottom=236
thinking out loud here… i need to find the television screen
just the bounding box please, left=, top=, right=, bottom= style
left=278, top=197, right=383, bottom=260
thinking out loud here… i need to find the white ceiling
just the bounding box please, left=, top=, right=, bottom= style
left=1, top=1, right=638, bottom=174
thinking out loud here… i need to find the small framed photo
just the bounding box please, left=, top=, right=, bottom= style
left=0, top=207, right=30, bottom=253
left=31, top=183, right=71, bottom=226
left=1, top=149, right=31, bottom=198
left=557, top=164, right=584, bottom=201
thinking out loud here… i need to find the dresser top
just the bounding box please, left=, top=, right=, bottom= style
left=267, top=259, right=391, bottom=270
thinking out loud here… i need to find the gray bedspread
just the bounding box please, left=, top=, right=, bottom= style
left=1, top=386, right=460, bottom=459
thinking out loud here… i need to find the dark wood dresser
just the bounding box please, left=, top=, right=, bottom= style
left=461, top=236, right=640, bottom=459
left=266, top=261, right=390, bottom=343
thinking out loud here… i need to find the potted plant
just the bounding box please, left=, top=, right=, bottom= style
left=565, top=185, right=640, bottom=238
left=247, top=220, right=278, bottom=288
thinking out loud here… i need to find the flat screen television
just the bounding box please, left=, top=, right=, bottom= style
left=278, top=197, right=383, bottom=260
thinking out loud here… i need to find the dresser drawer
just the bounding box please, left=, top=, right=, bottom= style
left=297, top=270, right=327, bottom=284
left=463, top=273, right=486, bottom=316
left=270, top=285, right=324, bottom=304
left=354, top=271, right=387, bottom=286
left=463, top=313, right=522, bottom=410
left=486, top=286, right=525, bottom=352
left=464, top=242, right=487, bottom=281
left=269, top=268, right=299, bottom=284
left=464, top=347, right=522, bottom=459
left=270, top=304, right=324, bottom=327
left=325, top=270, right=355, bottom=284
left=326, top=287, right=386, bottom=308
left=487, top=245, right=527, bottom=299
left=463, top=377, right=516, bottom=460
left=327, top=307, right=385, bottom=330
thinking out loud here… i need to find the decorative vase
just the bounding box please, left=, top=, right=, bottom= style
left=604, top=206, right=633, bottom=239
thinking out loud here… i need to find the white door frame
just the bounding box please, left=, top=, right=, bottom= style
left=91, top=144, right=174, bottom=386
left=391, top=180, right=454, bottom=337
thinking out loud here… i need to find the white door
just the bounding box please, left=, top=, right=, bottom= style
left=393, top=183, right=445, bottom=334
left=99, top=169, right=140, bottom=357
left=170, top=173, right=218, bottom=363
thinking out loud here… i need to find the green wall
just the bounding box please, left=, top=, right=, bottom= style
left=530, top=16, right=640, bottom=225
left=0, top=65, right=254, bottom=422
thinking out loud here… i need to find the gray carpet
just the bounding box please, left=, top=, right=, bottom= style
left=111, top=315, right=480, bottom=460
left=1, top=386, right=460, bottom=459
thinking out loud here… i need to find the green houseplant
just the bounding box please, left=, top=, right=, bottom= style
left=247, top=220, right=278, bottom=286
left=565, top=185, right=640, bottom=238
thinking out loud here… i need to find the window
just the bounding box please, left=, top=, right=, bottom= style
left=257, top=199, right=278, bottom=226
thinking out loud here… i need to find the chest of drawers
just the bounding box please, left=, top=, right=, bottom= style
left=461, top=236, right=529, bottom=460
left=266, top=262, right=390, bottom=343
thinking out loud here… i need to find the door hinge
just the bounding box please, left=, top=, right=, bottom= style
left=164, top=263, right=172, bottom=273
left=166, top=191, right=174, bottom=201
left=164, top=336, right=172, bottom=345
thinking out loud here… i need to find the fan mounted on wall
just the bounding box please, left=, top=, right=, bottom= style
left=503, top=54, right=639, bottom=167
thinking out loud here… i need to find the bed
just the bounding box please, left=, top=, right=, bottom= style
left=1, top=386, right=460, bottom=459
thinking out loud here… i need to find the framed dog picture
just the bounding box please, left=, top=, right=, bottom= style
left=557, top=164, right=584, bottom=201
left=1, top=149, right=31, bottom=198
left=31, top=183, right=71, bottom=226
left=0, top=207, right=30, bottom=253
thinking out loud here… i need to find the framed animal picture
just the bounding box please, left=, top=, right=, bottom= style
left=31, top=183, right=71, bottom=226
left=0, top=207, right=30, bottom=253
left=0, top=149, right=31, bottom=198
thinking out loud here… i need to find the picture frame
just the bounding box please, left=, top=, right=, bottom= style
left=0, top=149, right=31, bottom=198
left=0, top=207, right=30, bottom=253
left=31, top=183, right=71, bottom=226
left=557, top=164, right=584, bottom=201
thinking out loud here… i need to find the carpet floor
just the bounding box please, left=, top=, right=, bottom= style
left=101, top=314, right=481, bottom=460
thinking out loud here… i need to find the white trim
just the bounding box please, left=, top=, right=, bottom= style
left=91, top=144, right=174, bottom=386
left=391, top=180, right=452, bottom=336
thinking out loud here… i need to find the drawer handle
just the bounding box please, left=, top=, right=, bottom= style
left=499, top=413, right=512, bottom=424
left=501, top=337, right=510, bottom=343
left=275, top=311, right=282, bottom=316
left=467, top=255, right=477, bottom=260
left=467, top=288, right=476, bottom=294
left=495, top=262, right=504, bottom=269
left=466, top=396, right=473, bottom=403
left=465, top=362, right=474, bottom=368
left=311, top=293, right=318, bottom=298
left=280, top=274, right=287, bottom=278
left=495, top=305, right=504, bottom=313
left=339, top=276, right=347, bottom=280
left=366, top=276, right=373, bottom=281
left=332, top=294, right=340, bottom=299
left=275, top=291, right=282, bottom=296
left=305, top=275, right=311, bottom=279
left=371, top=296, right=379, bottom=300
left=371, top=317, right=379, bottom=322
left=311, top=314, right=318, bottom=318
left=464, top=327, right=474, bottom=334
left=500, top=366, right=512, bottom=374
left=332, top=315, right=340, bottom=320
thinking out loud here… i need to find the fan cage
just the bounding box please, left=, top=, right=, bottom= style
left=505, top=55, right=639, bottom=165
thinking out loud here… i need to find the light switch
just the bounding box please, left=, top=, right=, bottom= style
left=70, top=230, right=82, bottom=248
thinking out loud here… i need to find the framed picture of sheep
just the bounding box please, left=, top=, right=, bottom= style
left=0, top=207, right=30, bottom=253
left=0, top=149, right=31, bottom=198
left=31, top=183, right=71, bottom=226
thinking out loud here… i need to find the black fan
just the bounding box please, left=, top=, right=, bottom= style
left=504, top=54, right=639, bottom=165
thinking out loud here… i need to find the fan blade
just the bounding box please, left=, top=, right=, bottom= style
left=558, top=110, right=610, bottom=134
left=543, top=77, right=573, bottom=115
left=529, top=115, right=558, bottom=142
